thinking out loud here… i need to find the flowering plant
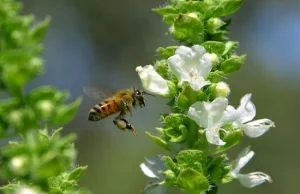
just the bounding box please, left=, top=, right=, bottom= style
left=0, top=0, right=88, bottom=193
left=137, top=0, right=274, bottom=193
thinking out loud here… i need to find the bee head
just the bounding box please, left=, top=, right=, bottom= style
left=132, top=88, right=154, bottom=107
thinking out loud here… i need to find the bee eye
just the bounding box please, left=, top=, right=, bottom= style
left=135, top=90, right=141, bottom=96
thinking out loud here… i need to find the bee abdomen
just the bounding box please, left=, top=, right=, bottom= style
left=88, top=100, right=119, bottom=121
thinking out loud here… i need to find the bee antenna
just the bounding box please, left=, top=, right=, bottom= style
left=143, top=91, right=155, bottom=97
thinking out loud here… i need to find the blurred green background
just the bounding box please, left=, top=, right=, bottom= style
left=20, top=0, right=300, bottom=194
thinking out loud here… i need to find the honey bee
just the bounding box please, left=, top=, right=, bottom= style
left=83, top=87, right=153, bottom=135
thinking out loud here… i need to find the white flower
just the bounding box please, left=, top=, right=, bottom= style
left=222, top=94, right=275, bottom=138
left=188, top=97, right=228, bottom=145
left=136, top=65, right=169, bottom=96
left=230, top=147, right=272, bottom=188
left=167, top=45, right=212, bottom=91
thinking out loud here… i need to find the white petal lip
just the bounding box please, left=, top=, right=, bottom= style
left=237, top=172, right=272, bottom=188
left=241, top=119, right=275, bottom=138
left=230, top=146, right=254, bottom=176
left=205, top=126, right=226, bottom=145
left=136, top=65, right=169, bottom=96
left=188, top=97, right=228, bottom=145
left=234, top=93, right=256, bottom=126
left=167, top=45, right=212, bottom=91
left=140, top=163, right=159, bottom=179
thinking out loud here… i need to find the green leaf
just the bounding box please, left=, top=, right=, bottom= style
left=206, top=154, right=232, bottom=183
left=152, top=6, right=177, bottom=16
left=30, top=16, right=51, bottom=43
left=220, top=55, right=246, bottom=74
left=145, top=132, right=172, bottom=151
left=156, top=46, right=178, bottom=59
left=206, top=0, right=244, bottom=18
left=177, top=85, right=207, bottom=110
left=210, top=130, right=243, bottom=154
left=177, top=150, right=205, bottom=173
left=177, top=168, right=209, bottom=194
left=202, top=41, right=226, bottom=55
left=68, top=166, right=88, bottom=181
left=52, top=97, right=82, bottom=125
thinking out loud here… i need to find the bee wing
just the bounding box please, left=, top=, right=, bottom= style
left=83, top=86, right=113, bottom=100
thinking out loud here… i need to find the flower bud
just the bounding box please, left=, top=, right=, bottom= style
left=9, top=156, right=28, bottom=176
left=208, top=82, right=230, bottom=99
left=209, top=53, right=219, bottom=67
left=206, top=18, right=225, bottom=34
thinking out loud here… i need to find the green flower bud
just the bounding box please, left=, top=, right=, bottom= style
left=9, top=155, right=28, bottom=176
left=206, top=18, right=225, bottom=34
left=209, top=53, right=219, bottom=67
left=208, top=82, right=230, bottom=99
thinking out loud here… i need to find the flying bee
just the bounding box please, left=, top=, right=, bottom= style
left=83, top=87, right=153, bottom=136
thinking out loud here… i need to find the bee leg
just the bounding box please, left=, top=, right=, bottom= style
left=113, top=117, right=136, bottom=136
left=121, top=100, right=132, bottom=117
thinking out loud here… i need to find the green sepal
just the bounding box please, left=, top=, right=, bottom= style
left=210, top=130, right=243, bottom=154
left=202, top=41, right=226, bottom=55
left=163, top=169, right=177, bottom=185
left=177, top=168, right=209, bottom=194
left=206, top=154, right=232, bottom=183
left=206, top=18, right=226, bottom=34
left=145, top=131, right=172, bottom=151
left=162, top=156, right=178, bottom=173
left=206, top=71, right=225, bottom=83
left=172, top=14, right=204, bottom=45
left=30, top=16, right=51, bottom=43
left=176, top=1, right=208, bottom=14
left=162, top=81, right=178, bottom=98
left=156, top=46, right=178, bottom=59
left=220, top=55, right=246, bottom=74
left=177, top=85, right=207, bottom=110
left=68, top=166, right=88, bottom=182
left=206, top=0, right=244, bottom=18
left=165, top=124, right=187, bottom=143
left=152, top=6, right=177, bottom=16
left=222, top=41, right=239, bottom=57
left=52, top=97, right=82, bottom=125
left=177, top=150, right=206, bottom=173
left=154, top=60, right=168, bottom=78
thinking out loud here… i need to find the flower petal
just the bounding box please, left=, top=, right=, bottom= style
left=189, top=76, right=211, bottom=91
left=234, top=94, right=256, bottom=127
left=230, top=146, right=254, bottom=176
left=140, top=156, right=165, bottom=180
left=237, top=172, right=272, bottom=188
left=167, top=54, right=190, bottom=81
left=242, top=119, right=275, bottom=138
left=136, top=65, right=169, bottom=96
left=188, top=97, right=228, bottom=128
left=197, top=53, right=212, bottom=78
left=205, top=125, right=226, bottom=145
left=188, top=101, right=206, bottom=127
left=167, top=45, right=212, bottom=91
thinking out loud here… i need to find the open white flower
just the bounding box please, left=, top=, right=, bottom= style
left=167, top=45, right=212, bottom=91
left=136, top=65, right=170, bottom=96
left=188, top=97, right=228, bottom=145
left=222, top=94, right=275, bottom=138
left=230, top=147, right=272, bottom=188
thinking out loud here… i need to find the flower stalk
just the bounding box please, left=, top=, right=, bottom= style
left=137, top=0, right=274, bottom=193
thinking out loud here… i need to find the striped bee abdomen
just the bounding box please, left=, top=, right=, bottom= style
left=88, top=99, right=120, bottom=121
